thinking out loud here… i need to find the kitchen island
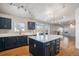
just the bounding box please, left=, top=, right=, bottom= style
left=29, top=35, right=63, bottom=56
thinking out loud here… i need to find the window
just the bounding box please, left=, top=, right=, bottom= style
left=36, top=23, right=49, bottom=30
left=14, top=22, right=25, bottom=32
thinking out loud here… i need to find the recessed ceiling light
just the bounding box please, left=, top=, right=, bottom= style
left=45, top=10, right=54, bottom=19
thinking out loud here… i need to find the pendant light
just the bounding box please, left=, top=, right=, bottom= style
left=70, top=24, right=74, bottom=28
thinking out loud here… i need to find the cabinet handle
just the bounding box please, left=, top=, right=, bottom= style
left=56, top=39, right=60, bottom=42
left=4, top=25, right=7, bottom=27
left=34, top=44, right=36, bottom=48
left=46, top=43, right=50, bottom=46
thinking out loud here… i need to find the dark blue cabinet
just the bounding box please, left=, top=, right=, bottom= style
left=17, top=36, right=27, bottom=47
left=29, top=39, right=44, bottom=56
left=0, top=38, right=4, bottom=51
left=29, top=38, right=60, bottom=56
left=29, top=39, right=37, bottom=55
left=45, top=43, right=51, bottom=56
left=29, top=39, right=45, bottom=56
left=55, top=39, right=60, bottom=54
left=0, top=36, right=27, bottom=51
left=4, top=37, right=17, bottom=49
left=0, top=17, right=11, bottom=29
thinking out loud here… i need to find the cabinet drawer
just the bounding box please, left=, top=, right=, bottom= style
left=56, top=39, right=60, bottom=42
left=56, top=46, right=60, bottom=49
left=56, top=42, right=60, bottom=45
left=51, top=41, right=56, bottom=45
left=45, top=42, right=50, bottom=46
left=51, top=40, right=56, bottom=43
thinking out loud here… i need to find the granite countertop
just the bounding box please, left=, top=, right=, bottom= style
left=29, top=35, right=63, bottom=43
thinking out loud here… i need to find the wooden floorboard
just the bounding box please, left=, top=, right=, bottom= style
left=0, top=46, right=30, bottom=56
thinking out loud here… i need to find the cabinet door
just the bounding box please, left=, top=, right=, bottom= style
left=50, top=40, right=56, bottom=56
left=45, top=41, right=57, bottom=56
left=29, top=39, right=35, bottom=54
left=21, top=36, right=27, bottom=45
left=45, top=42, right=51, bottom=56
left=4, top=37, right=17, bottom=49
left=29, top=39, right=38, bottom=56
left=17, top=36, right=27, bottom=47
left=34, top=41, right=44, bottom=56
left=0, top=38, right=4, bottom=51
left=29, top=39, right=45, bottom=56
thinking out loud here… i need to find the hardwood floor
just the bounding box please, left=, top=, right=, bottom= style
left=58, top=37, right=76, bottom=56
left=0, top=46, right=30, bottom=56
left=0, top=37, right=79, bottom=56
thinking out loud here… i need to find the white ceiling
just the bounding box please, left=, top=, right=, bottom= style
left=0, top=3, right=78, bottom=24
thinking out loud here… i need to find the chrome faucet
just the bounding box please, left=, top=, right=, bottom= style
left=19, top=30, right=22, bottom=35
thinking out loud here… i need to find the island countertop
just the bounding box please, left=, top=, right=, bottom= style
left=28, top=35, right=63, bottom=43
